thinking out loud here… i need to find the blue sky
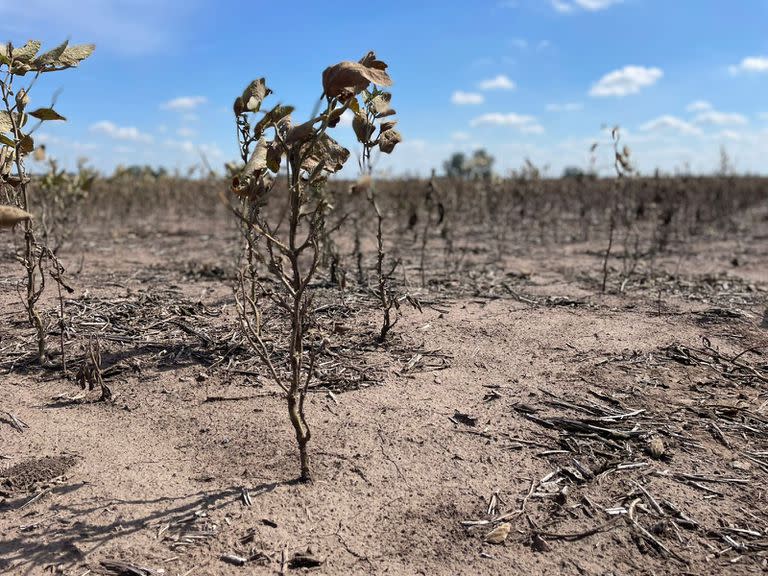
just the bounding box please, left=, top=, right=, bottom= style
left=2, top=0, right=768, bottom=176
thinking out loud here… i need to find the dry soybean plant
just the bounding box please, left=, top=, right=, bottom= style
left=352, top=86, right=402, bottom=341
left=600, top=126, right=633, bottom=293
left=0, top=39, right=94, bottom=365
left=34, top=154, right=96, bottom=253
left=225, top=52, right=397, bottom=481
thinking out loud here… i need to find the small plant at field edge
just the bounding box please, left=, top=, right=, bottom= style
left=35, top=154, right=96, bottom=254
left=224, top=52, right=396, bottom=482
left=352, top=85, right=403, bottom=342
left=600, top=126, right=633, bottom=294
left=1, top=39, right=94, bottom=366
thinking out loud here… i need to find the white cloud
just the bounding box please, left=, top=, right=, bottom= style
left=470, top=113, right=544, bottom=134
left=686, top=100, right=712, bottom=112
left=451, top=91, right=485, bottom=105
left=729, top=56, right=768, bottom=75
left=693, top=110, right=748, bottom=126
left=640, top=115, right=702, bottom=135
left=162, top=96, right=207, bottom=111
left=162, top=140, right=223, bottom=159
left=164, top=139, right=195, bottom=153
left=551, top=0, right=574, bottom=12
left=715, top=130, right=743, bottom=141
left=35, top=133, right=97, bottom=151
left=520, top=124, right=545, bottom=135
left=338, top=109, right=355, bottom=127
left=177, top=127, right=197, bottom=138
left=546, top=102, right=583, bottom=112
left=479, top=74, right=516, bottom=91
left=589, top=66, right=663, bottom=97
left=552, top=0, right=621, bottom=12
left=90, top=121, right=153, bottom=143
left=575, top=0, right=622, bottom=9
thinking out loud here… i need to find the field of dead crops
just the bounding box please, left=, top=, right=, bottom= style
left=1, top=172, right=767, bottom=576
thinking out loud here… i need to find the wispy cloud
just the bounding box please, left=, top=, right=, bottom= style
left=338, top=109, right=355, bottom=127
left=451, top=91, right=485, bottom=105
left=686, top=100, right=712, bottom=113
left=470, top=113, right=544, bottom=134
left=589, top=66, right=663, bottom=97
left=693, top=110, right=748, bottom=126
left=640, top=115, right=702, bottom=135
left=729, top=56, right=768, bottom=75
left=552, top=0, right=622, bottom=13
left=90, top=121, right=153, bottom=143
left=479, top=74, right=516, bottom=91
left=161, top=96, right=208, bottom=111
left=164, top=139, right=224, bottom=158
left=546, top=102, right=583, bottom=112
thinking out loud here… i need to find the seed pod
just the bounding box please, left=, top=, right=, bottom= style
left=0, top=205, right=32, bottom=228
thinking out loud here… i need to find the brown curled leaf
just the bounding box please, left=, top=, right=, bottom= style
left=378, top=128, right=402, bottom=154
left=322, top=51, right=392, bottom=99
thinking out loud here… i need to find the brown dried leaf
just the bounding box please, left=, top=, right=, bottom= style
left=266, top=141, right=282, bottom=173
left=241, top=78, right=271, bottom=113
left=369, top=92, right=392, bottom=117
left=301, top=133, right=349, bottom=174
left=243, top=138, right=268, bottom=176
left=378, top=129, right=402, bottom=154
left=352, top=114, right=375, bottom=144
left=285, top=119, right=317, bottom=145
left=485, top=522, right=511, bottom=544
left=324, top=106, right=347, bottom=128
left=379, top=120, right=398, bottom=133
left=11, top=40, right=41, bottom=63
left=322, top=52, right=392, bottom=99
left=253, top=104, right=294, bottom=139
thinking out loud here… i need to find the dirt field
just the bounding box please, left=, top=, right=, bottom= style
left=1, top=180, right=767, bottom=576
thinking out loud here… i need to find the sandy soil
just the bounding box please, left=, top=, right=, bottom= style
left=1, top=208, right=767, bottom=576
